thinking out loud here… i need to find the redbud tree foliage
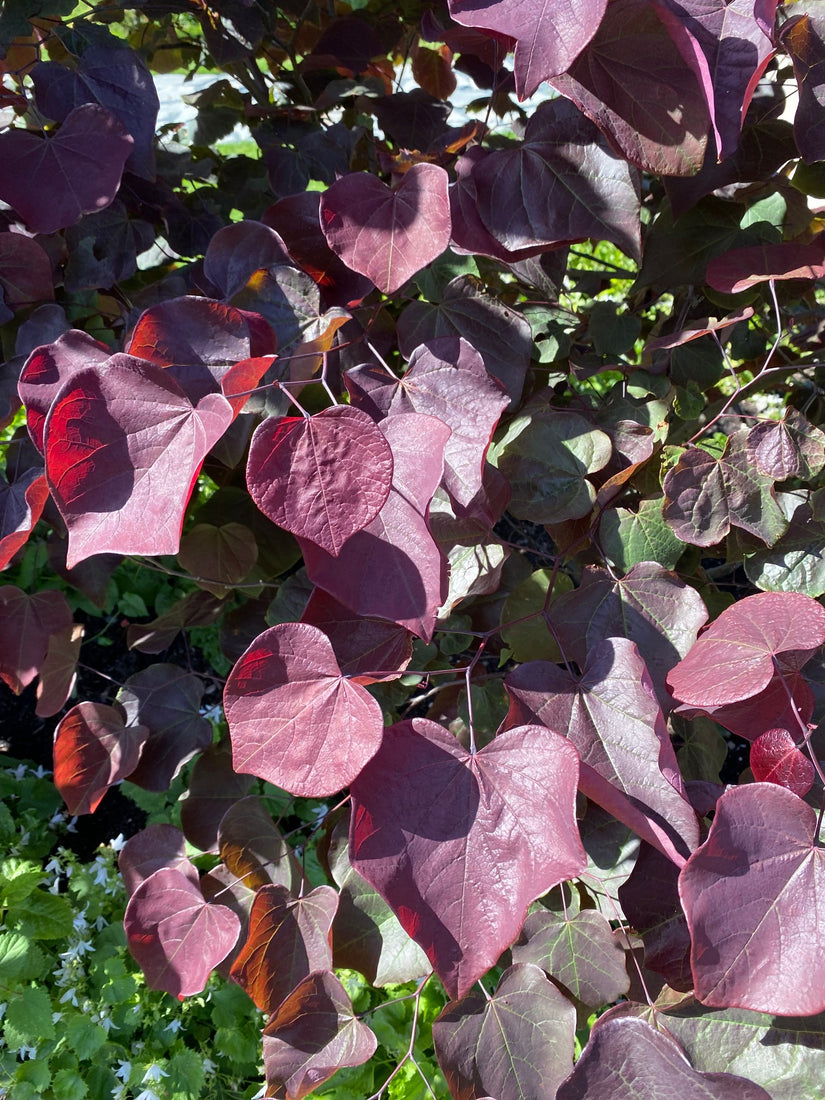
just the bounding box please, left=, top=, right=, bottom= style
left=2, top=0, right=825, bottom=1095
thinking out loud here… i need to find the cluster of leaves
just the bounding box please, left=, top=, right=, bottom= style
left=3, top=0, right=825, bottom=1096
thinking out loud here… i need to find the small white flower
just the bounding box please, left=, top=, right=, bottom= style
left=45, top=856, right=62, bottom=876
left=109, top=833, right=127, bottom=852
left=202, top=1058, right=217, bottom=1076
left=115, top=1061, right=131, bottom=1081
left=33, top=765, right=49, bottom=779
left=12, top=764, right=27, bottom=780
left=164, top=1018, right=183, bottom=1034
left=66, top=816, right=78, bottom=833
left=92, top=858, right=110, bottom=887
left=110, top=1087, right=126, bottom=1100
left=94, top=914, right=109, bottom=931
left=59, top=987, right=79, bottom=1006
left=18, top=1045, right=37, bottom=1060
left=73, top=911, right=89, bottom=933
left=142, top=1064, right=169, bottom=1083
left=134, top=1089, right=161, bottom=1100
left=49, top=811, right=64, bottom=827
left=51, top=1012, right=63, bottom=1024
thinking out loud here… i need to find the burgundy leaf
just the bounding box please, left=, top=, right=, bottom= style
left=118, top=825, right=198, bottom=897
left=117, top=665, right=212, bottom=792
left=644, top=307, right=754, bottom=352
left=179, top=742, right=254, bottom=854
left=224, top=622, right=384, bottom=796
left=504, top=639, right=700, bottom=864
left=300, top=412, right=450, bottom=641
left=0, top=467, right=49, bottom=570
left=319, top=163, right=451, bottom=294
left=246, top=405, right=393, bottom=556
left=218, top=796, right=303, bottom=895
left=203, top=220, right=291, bottom=298
left=557, top=1014, right=772, bottom=1099
left=124, top=867, right=241, bottom=997
left=0, top=104, right=132, bottom=234
left=178, top=522, right=258, bottom=597
left=465, top=99, right=641, bottom=261
left=18, top=329, right=111, bottom=455
left=745, top=407, right=825, bottom=481
left=0, top=586, right=73, bottom=695
left=706, top=240, right=825, bottom=293
left=549, top=0, right=710, bottom=177
left=676, top=668, right=815, bottom=743
left=230, top=883, right=337, bottom=1014
left=35, top=622, right=84, bottom=719
left=300, top=587, right=412, bottom=684
left=667, top=591, right=825, bottom=708
left=433, top=963, right=577, bottom=1100
left=749, top=728, right=815, bottom=797
left=679, top=783, right=825, bottom=1014
left=126, top=589, right=225, bottom=655
left=781, top=12, right=825, bottom=165
left=0, top=232, right=54, bottom=309
left=512, top=910, right=629, bottom=1008
left=448, top=0, right=606, bottom=98
left=44, top=354, right=233, bottom=567
left=53, top=702, right=148, bottom=816
left=548, top=563, right=709, bottom=711
left=350, top=718, right=586, bottom=1000
left=262, top=971, right=377, bottom=1100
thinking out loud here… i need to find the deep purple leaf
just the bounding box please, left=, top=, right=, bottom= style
left=448, top=0, right=606, bottom=98
left=300, top=587, right=412, bottom=684
left=0, top=232, right=53, bottom=309
left=218, top=796, right=303, bottom=895
left=44, top=354, right=233, bottom=567
left=203, top=219, right=291, bottom=298
left=675, top=668, right=815, bottom=743
left=0, top=104, right=132, bottom=234
left=179, top=742, right=254, bottom=854
left=0, top=586, right=73, bottom=695
left=549, top=0, right=710, bottom=176
left=667, top=591, right=825, bottom=708
left=781, top=12, right=825, bottom=164
left=178, top=522, right=258, bottom=597
left=224, top=622, right=384, bottom=796
left=350, top=718, right=585, bottom=999
left=53, top=701, right=147, bottom=815
left=124, top=867, right=241, bottom=997
left=706, top=240, right=825, bottom=292
left=247, top=405, right=393, bottom=556
left=34, top=622, right=83, bottom=719
left=117, top=664, right=212, bottom=792
left=300, top=412, right=450, bottom=641
left=118, top=824, right=198, bottom=897
left=746, top=408, right=825, bottom=480
left=127, top=589, right=225, bottom=655
left=319, top=163, right=451, bottom=294
left=230, top=883, right=337, bottom=1015
left=557, top=1015, right=772, bottom=1099
left=679, top=783, right=825, bottom=1014
left=433, top=963, right=577, bottom=1100
left=262, top=971, right=377, bottom=1100
left=749, top=728, right=815, bottom=796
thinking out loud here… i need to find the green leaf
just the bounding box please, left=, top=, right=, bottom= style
left=0, top=860, right=44, bottom=906
left=167, top=1047, right=205, bottom=1098
left=599, top=497, right=685, bottom=571
left=743, top=496, right=825, bottom=597
left=0, top=930, right=48, bottom=981
left=500, top=568, right=574, bottom=663
left=586, top=301, right=641, bottom=356
left=14, top=890, right=74, bottom=940
left=52, top=1068, right=89, bottom=1100
left=64, top=1015, right=108, bottom=1061
left=4, top=986, right=55, bottom=1047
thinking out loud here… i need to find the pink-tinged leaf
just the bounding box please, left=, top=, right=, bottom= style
left=319, top=163, right=451, bottom=294
left=0, top=467, right=49, bottom=570
left=679, top=784, right=825, bottom=1014
left=448, top=0, right=606, bottom=99
left=504, top=639, right=700, bottom=865
left=676, top=668, right=815, bottom=744
left=179, top=743, right=254, bottom=854
left=387, top=337, right=507, bottom=511
left=124, top=867, right=241, bottom=997
left=203, top=220, right=291, bottom=298
left=300, top=412, right=450, bottom=641
left=657, top=0, right=777, bottom=160
left=199, top=864, right=256, bottom=977
left=18, top=329, right=111, bottom=455
left=300, top=588, right=412, bottom=684
left=117, top=665, right=212, bottom=792
left=667, top=591, right=825, bottom=708
left=35, top=622, right=84, bottom=719
left=0, top=104, right=132, bottom=234
left=246, top=405, right=393, bottom=557
left=262, top=971, right=377, bottom=1100
left=549, top=563, right=709, bottom=711
left=118, top=824, right=198, bottom=897
left=512, top=911, right=629, bottom=1008
left=749, top=728, right=815, bottom=797
left=781, top=13, right=825, bottom=165
left=549, top=0, right=710, bottom=177
left=433, top=963, right=577, bottom=1100
left=230, top=884, right=337, bottom=1014
left=224, top=622, right=384, bottom=796
left=218, top=796, right=304, bottom=895
left=0, top=586, right=73, bottom=695
left=746, top=407, right=825, bottom=481
left=464, top=99, right=641, bottom=262
left=53, top=702, right=148, bottom=816
left=0, top=232, right=54, bottom=309
left=557, top=1015, right=772, bottom=1100
left=706, top=240, right=825, bottom=293
left=350, top=718, right=586, bottom=1000
left=44, top=355, right=233, bottom=568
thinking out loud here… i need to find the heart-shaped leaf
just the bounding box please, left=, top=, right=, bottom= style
left=319, top=163, right=451, bottom=294
left=350, top=718, right=585, bottom=999
left=218, top=796, right=303, bottom=895
left=0, top=586, right=73, bottom=695
left=0, top=232, right=54, bottom=309
left=224, top=622, right=384, bottom=796
left=749, top=728, right=815, bottom=796
left=53, top=701, right=148, bottom=815
left=203, top=220, right=291, bottom=298
left=706, top=241, right=825, bottom=293
left=179, top=743, right=254, bottom=854
left=118, top=825, right=198, bottom=897
left=0, top=467, right=49, bottom=571
left=300, top=588, right=412, bottom=684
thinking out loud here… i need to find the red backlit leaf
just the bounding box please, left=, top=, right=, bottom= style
left=0, top=467, right=49, bottom=570
left=53, top=701, right=148, bottom=815
left=224, top=622, right=384, bottom=796
left=124, top=867, right=241, bottom=997
left=319, top=163, right=451, bottom=294
left=35, top=622, right=84, bottom=719
left=350, top=719, right=585, bottom=1000
left=44, top=354, right=233, bottom=568
left=0, top=585, right=73, bottom=695
left=667, top=591, right=825, bottom=708
left=0, top=104, right=132, bottom=234
left=679, top=783, right=825, bottom=1014
left=749, top=728, right=815, bottom=797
